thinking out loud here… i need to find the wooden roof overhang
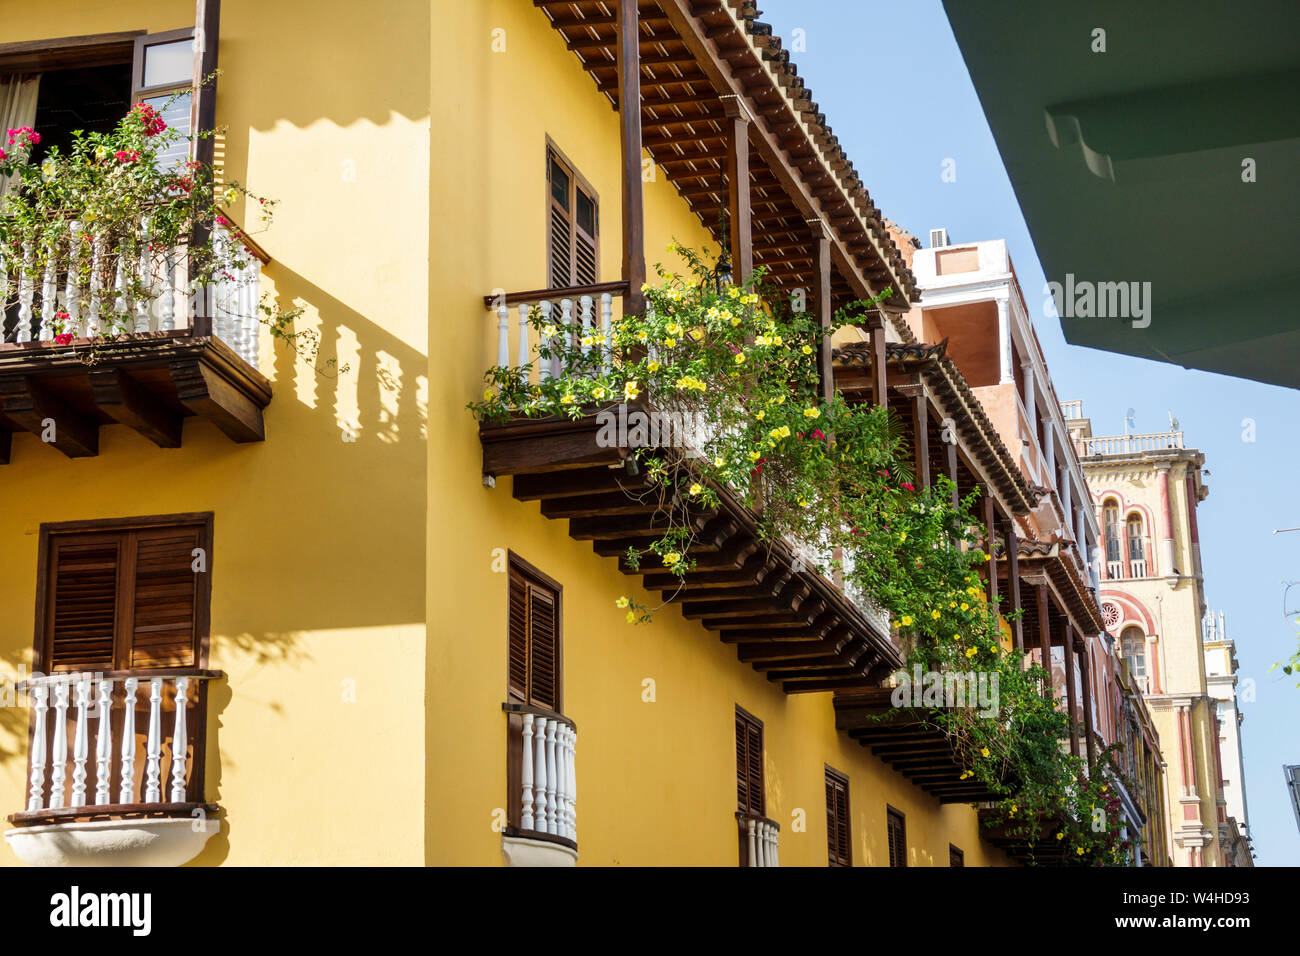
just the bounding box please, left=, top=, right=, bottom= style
left=1003, top=540, right=1105, bottom=641
left=832, top=340, right=1039, bottom=517
left=532, top=0, right=917, bottom=313
left=0, top=333, right=272, bottom=463
left=833, top=690, right=1009, bottom=804
left=977, top=808, right=1072, bottom=865
left=479, top=406, right=902, bottom=693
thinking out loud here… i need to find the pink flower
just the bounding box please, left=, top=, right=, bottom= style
left=901, top=481, right=915, bottom=491
left=0, top=148, right=6, bottom=161
left=54, top=333, right=73, bottom=345
left=811, top=429, right=825, bottom=441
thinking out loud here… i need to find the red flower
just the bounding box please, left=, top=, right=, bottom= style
left=901, top=481, right=915, bottom=491
left=811, top=429, right=825, bottom=441
left=54, top=333, right=73, bottom=346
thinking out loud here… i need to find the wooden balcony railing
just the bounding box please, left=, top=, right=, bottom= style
left=737, top=811, right=781, bottom=867
left=9, top=670, right=221, bottom=825
left=1, top=222, right=262, bottom=369
left=484, top=281, right=629, bottom=380
left=504, top=702, right=577, bottom=848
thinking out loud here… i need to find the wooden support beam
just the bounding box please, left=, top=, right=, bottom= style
left=983, top=494, right=998, bottom=608
left=169, top=359, right=265, bottom=443
left=869, top=318, right=887, bottom=413
left=1077, top=633, right=1096, bottom=766
left=0, top=375, right=99, bottom=457
left=1063, top=621, right=1080, bottom=759
left=1037, top=582, right=1052, bottom=700
left=811, top=219, right=833, bottom=405
left=89, top=368, right=182, bottom=448
left=1005, top=519, right=1024, bottom=653
left=722, top=96, right=753, bottom=283
left=617, top=0, right=646, bottom=314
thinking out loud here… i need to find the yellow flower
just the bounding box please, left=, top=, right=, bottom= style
left=769, top=427, right=784, bottom=441
left=626, top=610, right=636, bottom=624
left=931, top=609, right=941, bottom=620
left=949, top=602, right=957, bottom=609
left=647, top=360, right=660, bottom=372
left=713, top=457, right=726, bottom=467
left=966, top=646, right=978, bottom=658
left=734, top=352, right=746, bottom=365
left=223, top=186, right=240, bottom=205
left=542, top=325, right=558, bottom=337
left=798, top=498, right=809, bottom=508
left=640, top=282, right=652, bottom=293
left=592, top=385, right=607, bottom=400
left=755, top=410, right=766, bottom=421
left=615, top=596, right=630, bottom=608
left=663, top=337, right=677, bottom=348
left=768, top=394, right=786, bottom=405
left=731, top=315, right=742, bottom=327
left=623, top=381, right=640, bottom=400
left=898, top=532, right=907, bottom=543
left=748, top=450, right=762, bottom=462
left=666, top=242, right=676, bottom=253
left=483, top=388, right=494, bottom=401
left=980, top=747, right=990, bottom=757
left=689, top=483, right=704, bottom=497
left=1076, top=847, right=1085, bottom=856
left=1055, top=832, right=1064, bottom=841
left=960, top=602, right=970, bottom=611
left=727, top=287, right=741, bottom=299
left=801, top=344, right=813, bottom=355
left=662, top=551, right=681, bottom=567
left=803, top=407, right=821, bottom=419
left=560, top=393, right=575, bottom=405
left=899, top=615, right=914, bottom=627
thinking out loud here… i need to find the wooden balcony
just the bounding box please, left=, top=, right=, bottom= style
left=481, top=405, right=901, bottom=694
left=833, top=689, right=1009, bottom=804
left=5, top=670, right=222, bottom=867
left=0, top=227, right=271, bottom=463
left=737, top=811, right=780, bottom=867
left=502, top=703, right=578, bottom=867
left=978, top=808, right=1071, bottom=865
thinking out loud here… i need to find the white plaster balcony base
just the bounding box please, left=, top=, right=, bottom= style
left=501, top=834, right=578, bottom=867
left=5, top=817, right=220, bottom=867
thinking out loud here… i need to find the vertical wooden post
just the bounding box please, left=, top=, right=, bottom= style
left=1036, top=583, right=1052, bottom=699
left=1078, top=635, right=1097, bottom=766
left=723, top=97, right=753, bottom=285
left=868, top=318, right=887, bottom=412
left=190, top=0, right=221, bottom=337
left=617, top=0, right=646, bottom=314
left=912, top=391, right=930, bottom=489
left=811, top=220, right=834, bottom=405
left=945, top=439, right=959, bottom=509
left=982, top=495, right=998, bottom=608
left=1063, top=622, right=1080, bottom=759
left=1005, top=519, right=1023, bottom=652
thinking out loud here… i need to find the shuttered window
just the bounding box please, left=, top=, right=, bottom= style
left=886, top=806, right=907, bottom=868
left=735, top=706, right=764, bottom=866
left=547, top=146, right=598, bottom=289
left=825, top=766, right=851, bottom=867
left=949, top=844, right=965, bottom=867
left=37, top=515, right=211, bottom=672
left=507, top=556, right=562, bottom=712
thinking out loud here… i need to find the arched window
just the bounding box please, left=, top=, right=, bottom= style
left=1121, top=626, right=1146, bottom=681
left=1126, top=514, right=1146, bottom=576
left=1103, top=501, right=1122, bottom=577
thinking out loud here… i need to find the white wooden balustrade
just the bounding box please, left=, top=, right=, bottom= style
left=21, top=672, right=213, bottom=816
left=1079, top=431, right=1184, bottom=457
left=489, top=284, right=625, bottom=382
left=741, top=813, right=781, bottom=867
left=0, top=221, right=261, bottom=367
left=511, top=707, right=578, bottom=844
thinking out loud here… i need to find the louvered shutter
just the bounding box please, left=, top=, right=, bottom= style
left=129, top=527, right=200, bottom=668
left=887, top=808, right=907, bottom=868
left=573, top=187, right=598, bottom=286
left=547, top=149, right=598, bottom=289
left=949, top=845, right=965, bottom=867
left=506, top=560, right=562, bottom=711
left=527, top=585, right=559, bottom=711
left=47, top=540, right=121, bottom=671
left=826, top=768, right=850, bottom=867
left=735, top=708, right=764, bottom=815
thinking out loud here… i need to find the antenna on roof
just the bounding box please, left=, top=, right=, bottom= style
left=1124, top=408, right=1136, bottom=434
left=1168, top=410, right=1180, bottom=431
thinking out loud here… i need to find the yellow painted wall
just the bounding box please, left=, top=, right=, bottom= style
left=426, top=0, right=1007, bottom=866
left=1, top=0, right=431, bottom=864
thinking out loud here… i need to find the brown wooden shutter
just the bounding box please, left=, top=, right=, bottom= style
left=887, top=807, right=907, bottom=868
left=825, top=767, right=851, bottom=867
left=129, top=526, right=201, bottom=668
left=735, top=707, right=764, bottom=815
left=949, top=844, right=965, bottom=867
left=506, top=558, right=562, bottom=712
left=547, top=147, right=599, bottom=289
left=38, top=516, right=210, bottom=673
left=47, top=539, right=121, bottom=671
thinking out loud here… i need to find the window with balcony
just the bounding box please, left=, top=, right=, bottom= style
left=5, top=513, right=221, bottom=867
left=1126, top=513, right=1147, bottom=577
left=886, top=806, right=907, bottom=867
left=736, top=706, right=778, bottom=866
left=502, top=556, right=576, bottom=865
left=1121, top=626, right=1147, bottom=687
left=825, top=765, right=851, bottom=867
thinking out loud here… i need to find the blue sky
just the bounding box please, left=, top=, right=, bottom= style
left=757, top=0, right=1300, bottom=865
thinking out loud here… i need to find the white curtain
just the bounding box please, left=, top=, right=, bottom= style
left=0, top=74, right=40, bottom=201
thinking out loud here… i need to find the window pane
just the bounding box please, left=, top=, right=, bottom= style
left=144, top=91, right=192, bottom=171
left=550, top=158, right=569, bottom=210
left=143, top=38, right=194, bottom=88
left=576, top=189, right=596, bottom=236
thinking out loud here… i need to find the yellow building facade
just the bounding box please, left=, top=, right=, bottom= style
left=0, top=0, right=1027, bottom=867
